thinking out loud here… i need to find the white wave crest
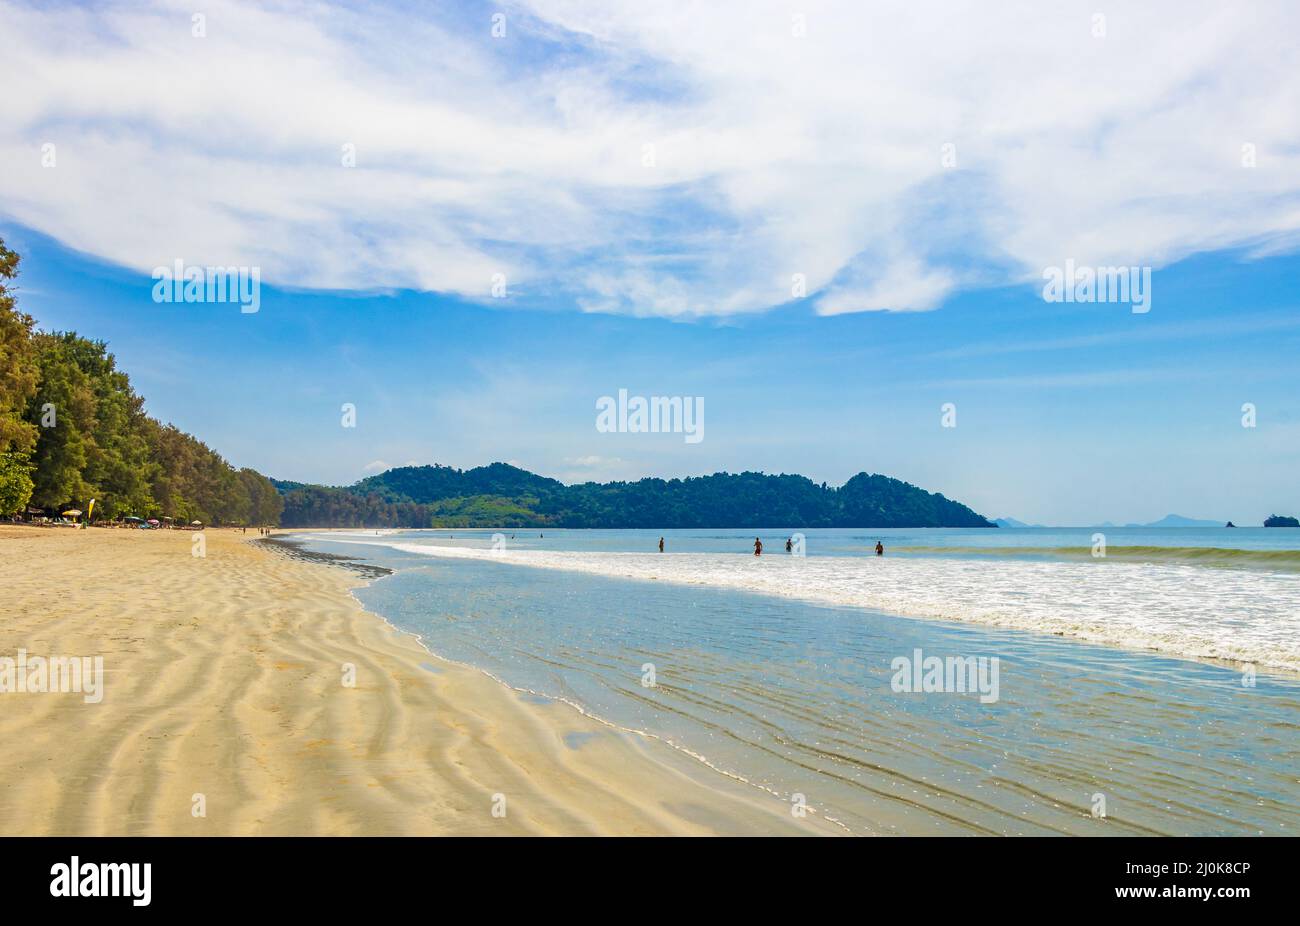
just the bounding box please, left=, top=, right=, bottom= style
left=310, top=538, right=1300, bottom=674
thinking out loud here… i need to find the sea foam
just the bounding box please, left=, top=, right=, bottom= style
left=311, top=538, right=1300, bottom=674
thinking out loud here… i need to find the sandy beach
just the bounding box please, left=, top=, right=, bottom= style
left=0, top=526, right=833, bottom=835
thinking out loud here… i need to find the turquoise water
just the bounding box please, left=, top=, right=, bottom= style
left=315, top=526, right=1300, bottom=557
left=294, top=528, right=1300, bottom=835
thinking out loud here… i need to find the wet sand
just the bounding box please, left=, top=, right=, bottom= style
left=0, top=525, right=836, bottom=835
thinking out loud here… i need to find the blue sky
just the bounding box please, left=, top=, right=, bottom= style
left=7, top=225, right=1298, bottom=526
left=1, top=1, right=1298, bottom=524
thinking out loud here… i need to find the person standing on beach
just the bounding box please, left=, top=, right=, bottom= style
left=754, top=538, right=763, bottom=556
left=658, top=537, right=664, bottom=552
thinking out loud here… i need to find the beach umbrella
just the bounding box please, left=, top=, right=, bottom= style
left=191, top=520, right=203, bottom=526
left=62, top=509, right=82, bottom=517
left=123, top=516, right=143, bottom=522
left=147, top=518, right=160, bottom=525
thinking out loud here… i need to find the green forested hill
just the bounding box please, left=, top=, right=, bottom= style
left=0, top=234, right=991, bottom=531
left=275, top=463, right=996, bottom=529
left=353, top=461, right=565, bottom=502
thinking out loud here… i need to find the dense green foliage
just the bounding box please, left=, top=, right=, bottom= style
left=0, top=241, right=40, bottom=513
left=0, top=252, right=39, bottom=442
left=278, top=462, right=996, bottom=529
left=0, top=451, right=34, bottom=517
left=0, top=238, right=282, bottom=524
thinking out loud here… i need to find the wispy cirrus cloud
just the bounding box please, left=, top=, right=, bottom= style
left=928, top=311, right=1300, bottom=360
left=1, top=0, right=1298, bottom=317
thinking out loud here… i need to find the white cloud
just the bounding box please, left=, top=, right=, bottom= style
left=1, top=0, right=1297, bottom=316
left=361, top=459, right=388, bottom=472
left=816, top=255, right=954, bottom=315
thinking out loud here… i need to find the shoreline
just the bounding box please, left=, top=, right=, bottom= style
left=0, top=525, right=838, bottom=835
left=301, top=529, right=1300, bottom=835
left=254, top=534, right=394, bottom=578
left=338, top=573, right=859, bottom=834
left=299, top=531, right=1300, bottom=677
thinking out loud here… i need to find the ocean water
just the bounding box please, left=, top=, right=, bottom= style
left=293, top=528, right=1300, bottom=835
left=311, top=525, right=1300, bottom=556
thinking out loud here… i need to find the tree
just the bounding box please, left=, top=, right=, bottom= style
left=26, top=333, right=95, bottom=510
left=0, top=236, right=284, bottom=526
left=240, top=468, right=284, bottom=525
left=0, top=239, right=39, bottom=454
left=63, top=334, right=156, bottom=518
left=0, top=451, right=34, bottom=516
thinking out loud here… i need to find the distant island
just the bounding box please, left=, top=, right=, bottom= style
left=1126, top=514, right=1224, bottom=528
left=275, top=463, right=997, bottom=529
left=0, top=236, right=989, bottom=532
left=1265, top=515, right=1300, bottom=528
left=993, top=516, right=1043, bottom=528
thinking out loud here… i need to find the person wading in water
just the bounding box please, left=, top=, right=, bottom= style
left=875, top=541, right=884, bottom=556
left=658, top=537, right=664, bottom=553
left=754, top=537, right=763, bottom=556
